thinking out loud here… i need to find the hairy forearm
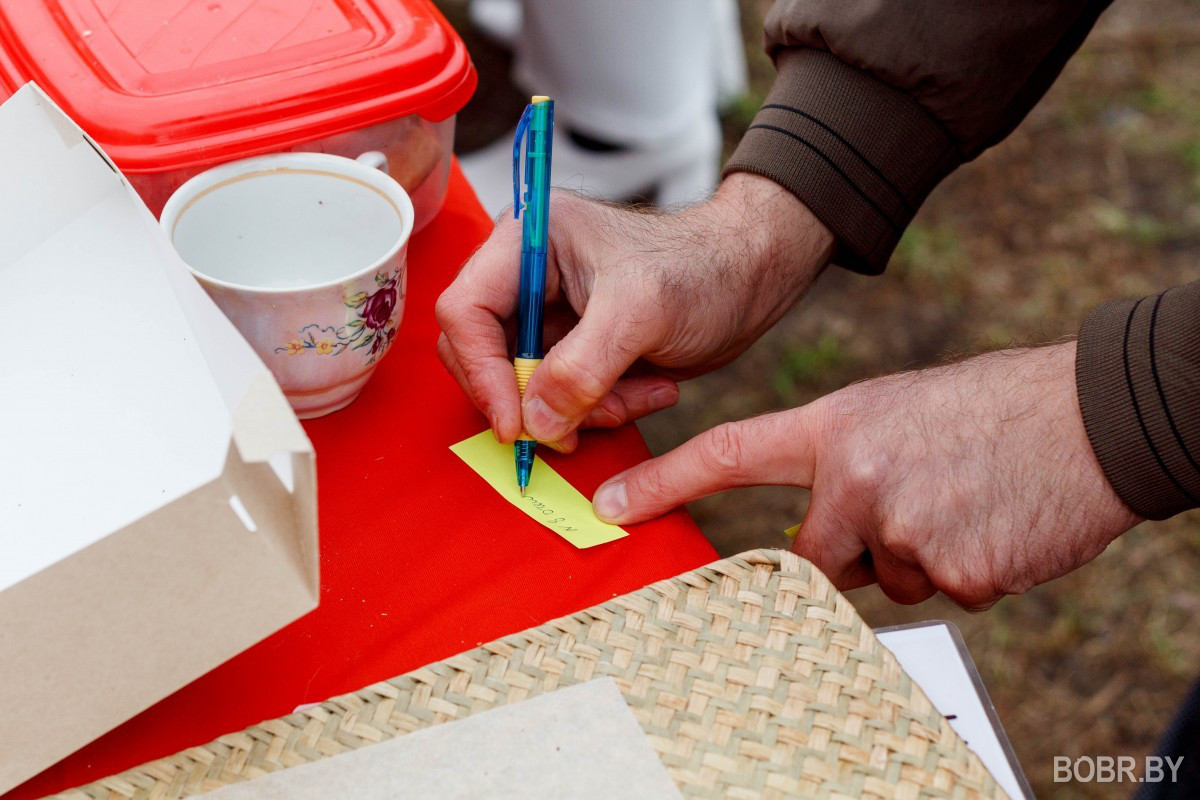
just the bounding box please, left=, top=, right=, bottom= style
left=703, top=173, right=835, bottom=284
left=675, top=173, right=835, bottom=340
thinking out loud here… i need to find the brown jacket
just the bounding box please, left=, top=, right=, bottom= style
left=725, top=1, right=1199, bottom=520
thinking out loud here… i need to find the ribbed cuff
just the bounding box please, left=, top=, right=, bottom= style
left=723, top=48, right=961, bottom=275
left=1077, top=285, right=1200, bottom=520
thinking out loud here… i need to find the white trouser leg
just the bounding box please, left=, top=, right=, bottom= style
left=513, top=0, right=718, bottom=144
left=462, top=0, right=743, bottom=212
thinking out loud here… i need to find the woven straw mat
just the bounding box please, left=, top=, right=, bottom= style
left=62, top=549, right=1005, bottom=799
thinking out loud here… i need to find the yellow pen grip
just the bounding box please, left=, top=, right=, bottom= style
left=514, top=357, right=542, bottom=442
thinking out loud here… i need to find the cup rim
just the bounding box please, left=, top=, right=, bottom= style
left=160, top=152, right=415, bottom=294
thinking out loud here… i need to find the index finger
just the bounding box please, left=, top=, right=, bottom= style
left=591, top=407, right=820, bottom=524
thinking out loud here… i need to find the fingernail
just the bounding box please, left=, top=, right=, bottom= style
left=489, top=411, right=501, bottom=441
left=524, top=396, right=571, bottom=441
left=593, top=481, right=627, bottom=522
left=649, top=386, right=678, bottom=409
left=589, top=406, right=623, bottom=428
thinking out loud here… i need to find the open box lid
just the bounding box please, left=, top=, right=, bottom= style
left=0, top=0, right=476, bottom=173
left=0, top=83, right=314, bottom=591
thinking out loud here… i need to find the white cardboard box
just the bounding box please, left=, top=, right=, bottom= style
left=0, top=84, right=318, bottom=793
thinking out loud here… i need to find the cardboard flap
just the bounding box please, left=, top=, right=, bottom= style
left=0, top=85, right=118, bottom=266
left=0, top=443, right=319, bottom=794
left=137, top=152, right=313, bottom=476
left=0, top=82, right=313, bottom=589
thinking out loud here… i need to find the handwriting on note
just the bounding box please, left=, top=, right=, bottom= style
left=449, top=430, right=628, bottom=549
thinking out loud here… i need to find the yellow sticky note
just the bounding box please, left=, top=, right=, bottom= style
left=449, top=430, right=628, bottom=549
left=784, top=523, right=802, bottom=540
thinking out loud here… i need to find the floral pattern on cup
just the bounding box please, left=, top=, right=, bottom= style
left=275, top=268, right=402, bottom=365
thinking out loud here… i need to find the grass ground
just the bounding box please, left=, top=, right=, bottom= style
left=442, top=2, right=1200, bottom=796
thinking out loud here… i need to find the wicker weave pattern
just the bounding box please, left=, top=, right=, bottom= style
left=61, top=550, right=1004, bottom=799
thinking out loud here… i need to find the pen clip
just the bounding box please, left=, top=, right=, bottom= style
left=512, top=103, right=533, bottom=219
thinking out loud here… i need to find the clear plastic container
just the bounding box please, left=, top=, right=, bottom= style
left=128, top=113, right=457, bottom=231
left=0, top=0, right=476, bottom=231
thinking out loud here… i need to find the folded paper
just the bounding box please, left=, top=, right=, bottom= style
left=199, top=678, right=683, bottom=799
left=450, top=431, right=627, bottom=548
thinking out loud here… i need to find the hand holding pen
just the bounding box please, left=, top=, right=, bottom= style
left=435, top=169, right=833, bottom=484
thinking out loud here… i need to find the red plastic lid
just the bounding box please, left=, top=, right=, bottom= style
left=0, top=0, right=476, bottom=173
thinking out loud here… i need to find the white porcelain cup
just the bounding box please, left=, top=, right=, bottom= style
left=162, top=152, right=414, bottom=419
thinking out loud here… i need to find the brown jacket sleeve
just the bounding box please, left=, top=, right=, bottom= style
left=724, top=1, right=1112, bottom=274
left=1077, top=280, right=1200, bottom=519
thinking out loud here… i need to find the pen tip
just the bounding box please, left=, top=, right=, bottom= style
left=519, top=485, right=526, bottom=497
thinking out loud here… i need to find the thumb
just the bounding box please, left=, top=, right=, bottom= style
left=592, top=408, right=819, bottom=524
left=522, top=299, right=646, bottom=442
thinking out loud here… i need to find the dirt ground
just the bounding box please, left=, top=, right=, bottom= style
left=442, top=2, right=1200, bottom=797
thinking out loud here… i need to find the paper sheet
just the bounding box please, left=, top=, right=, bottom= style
left=877, top=624, right=1029, bottom=798
left=450, top=431, right=627, bottom=548
left=200, top=678, right=683, bottom=799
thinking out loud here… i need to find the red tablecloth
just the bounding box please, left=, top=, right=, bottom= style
left=9, top=164, right=717, bottom=799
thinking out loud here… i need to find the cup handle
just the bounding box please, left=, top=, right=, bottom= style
left=356, top=150, right=389, bottom=172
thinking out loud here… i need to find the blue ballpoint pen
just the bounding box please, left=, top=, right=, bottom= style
left=512, top=95, right=554, bottom=495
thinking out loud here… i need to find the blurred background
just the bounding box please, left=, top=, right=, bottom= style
left=438, top=1, right=1200, bottom=796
